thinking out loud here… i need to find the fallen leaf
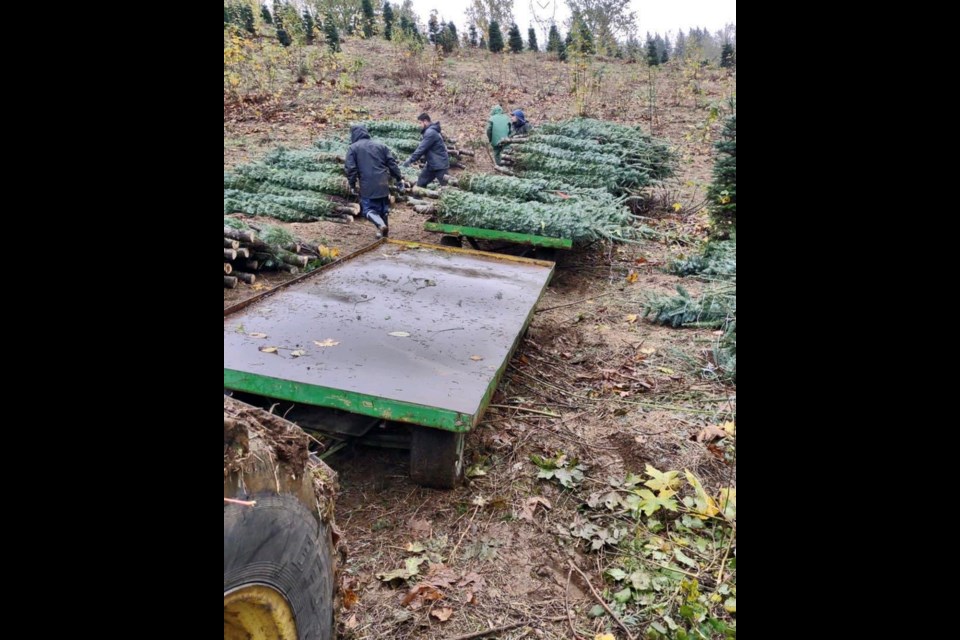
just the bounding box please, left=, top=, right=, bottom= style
left=596, top=634, right=616, bottom=640
left=625, top=314, right=638, bottom=324
left=657, top=366, right=675, bottom=375
left=291, top=350, right=306, bottom=358
left=376, top=556, right=427, bottom=583
left=697, top=425, right=728, bottom=443
left=430, top=607, right=454, bottom=622
left=405, top=542, right=426, bottom=553
left=345, top=614, right=359, bottom=630
left=626, top=271, right=639, bottom=283
left=252, top=283, right=267, bottom=291
left=248, top=332, right=267, bottom=339
left=520, top=496, right=552, bottom=522
left=640, top=347, right=656, bottom=355
left=722, top=421, right=736, bottom=436
left=471, top=494, right=489, bottom=507
left=388, top=331, right=411, bottom=337
left=470, top=355, right=484, bottom=361
left=259, top=346, right=278, bottom=354
left=402, top=584, right=443, bottom=609
left=343, top=589, right=359, bottom=609
left=314, top=339, right=340, bottom=347
left=464, top=591, right=476, bottom=604
left=457, top=572, right=486, bottom=589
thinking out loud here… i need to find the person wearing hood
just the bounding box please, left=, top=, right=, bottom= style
left=345, top=124, right=405, bottom=238
left=402, top=113, right=450, bottom=187
left=486, top=105, right=510, bottom=165
left=509, top=109, right=531, bottom=136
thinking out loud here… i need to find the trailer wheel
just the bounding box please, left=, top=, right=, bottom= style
left=224, top=495, right=336, bottom=640
left=410, top=426, right=465, bottom=489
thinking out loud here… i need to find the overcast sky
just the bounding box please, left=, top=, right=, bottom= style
left=407, top=0, right=736, bottom=39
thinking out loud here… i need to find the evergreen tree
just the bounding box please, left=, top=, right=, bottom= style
left=237, top=3, right=255, bottom=33
left=488, top=20, right=504, bottom=53
left=361, top=0, right=375, bottom=38
left=546, top=24, right=562, bottom=53
left=479, top=35, right=487, bottom=49
left=325, top=12, right=341, bottom=52
left=277, top=26, right=292, bottom=47
left=646, top=35, right=659, bottom=66
left=527, top=26, right=538, bottom=51
left=428, top=11, right=440, bottom=44
left=447, top=23, right=459, bottom=49
left=261, top=4, right=273, bottom=25
left=469, top=23, right=478, bottom=47
left=508, top=23, right=524, bottom=53
left=720, top=43, right=735, bottom=68
left=303, top=11, right=315, bottom=44
left=660, top=35, right=670, bottom=63
left=707, top=115, right=736, bottom=237
left=674, top=30, right=686, bottom=59
left=382, top=3, right=394, bottom=40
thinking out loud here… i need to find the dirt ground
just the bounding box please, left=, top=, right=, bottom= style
left=225, top=38, right=735, bottom=639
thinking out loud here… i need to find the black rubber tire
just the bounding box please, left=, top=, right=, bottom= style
left=409, top=427, right=465, bottom=489
left=440, top=235, right=462, bottom=247
left=224, top=494, right=336, bottom=639
left=536, top=247, right=558, bottom=262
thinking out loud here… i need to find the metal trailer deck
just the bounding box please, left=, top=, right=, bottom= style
left=224, top=240, right=553, bottom=485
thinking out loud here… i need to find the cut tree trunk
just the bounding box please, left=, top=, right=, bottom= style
left=224, top=275, right=238, bottom=288
left=233, top=272, right=256, bottom=285
left=224, top=227, right=257, bottom=243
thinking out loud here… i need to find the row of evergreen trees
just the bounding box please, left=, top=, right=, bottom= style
left=226, top=3, right=735, bottom=66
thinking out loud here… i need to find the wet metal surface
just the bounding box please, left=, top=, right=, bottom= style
left=224, top=242, right=553, bottom=419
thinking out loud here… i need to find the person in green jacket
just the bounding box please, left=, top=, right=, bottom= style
left=486, top=105, right=511, bottom=165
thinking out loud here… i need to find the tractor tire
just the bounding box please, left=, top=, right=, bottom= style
left=224, top=396, right=341, bottom=640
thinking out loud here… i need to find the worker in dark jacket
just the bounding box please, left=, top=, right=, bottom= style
left=509, top=109, right=531, bottom=135
left=345, top=125, right=405, bottom=238
left=401, top=113, right=450, bottom=187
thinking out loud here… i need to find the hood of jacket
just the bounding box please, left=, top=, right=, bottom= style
left=350, top=125, right=371, bottom=143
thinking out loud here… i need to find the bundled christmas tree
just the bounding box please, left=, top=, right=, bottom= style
left=430, top=189, right=652, bottom=244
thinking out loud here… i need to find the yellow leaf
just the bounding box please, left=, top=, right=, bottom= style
left=259, top=346, right=278, bottom=354
left=639, top=347, right=656, bottom=355
left=722, top=421, right=736, bottom=436
left=596, top=635, right=616, bottom=640
left=314, top=339, right=340, bottom=347
left=248, top=332, right=268, bottom=339
left=625, top=314, right=638, bottom=324
left=685, top=470, right=720, bottom=518
left=470, top=355, right=484, bottom=361
left=672, top=202, right=682, bottom=212
left=626, top=271, right=639, bottom=283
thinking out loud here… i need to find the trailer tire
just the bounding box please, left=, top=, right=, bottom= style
left=410, top=426, right=465, bottom=489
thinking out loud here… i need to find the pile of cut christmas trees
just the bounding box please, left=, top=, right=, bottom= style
left=223, top=121, right=472, bottom=223
left=408, top=118, right=675, bottom=245
left=223, top=218, right=340, bottom=289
